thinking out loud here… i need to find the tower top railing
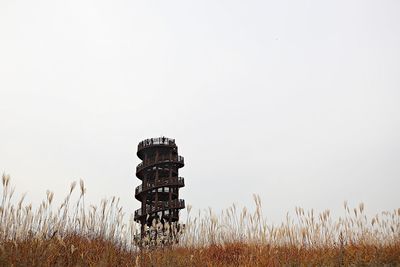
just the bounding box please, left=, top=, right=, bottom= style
left=138, top=137, right=176, bottom=151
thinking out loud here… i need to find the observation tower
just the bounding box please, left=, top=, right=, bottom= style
left=134, top=137, right=185, bottom=232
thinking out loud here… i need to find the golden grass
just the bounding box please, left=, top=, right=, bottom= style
left=0, top=174, right=399, bottom=266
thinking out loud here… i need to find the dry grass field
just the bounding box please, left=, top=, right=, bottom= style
left=0, top=174, right=399, bottom=266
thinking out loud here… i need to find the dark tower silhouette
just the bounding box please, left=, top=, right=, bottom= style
left=134, top=137, right=185, bottom=234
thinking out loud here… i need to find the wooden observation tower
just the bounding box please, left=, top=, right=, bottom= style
left=134, top=137, right=185, bottom=233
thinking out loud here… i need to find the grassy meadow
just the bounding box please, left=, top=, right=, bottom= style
left=0, top=174, right=399, bottom=266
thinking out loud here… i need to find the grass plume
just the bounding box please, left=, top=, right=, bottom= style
left=0, top=174, right=398, bottom=266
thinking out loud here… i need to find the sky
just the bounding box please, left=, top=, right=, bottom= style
left=0, top=0, right=399, bottom=224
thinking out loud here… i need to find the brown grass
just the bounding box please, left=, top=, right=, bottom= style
left=0, top=174, right=399, bottom=266
left=1, top=237, right=399, bottom=266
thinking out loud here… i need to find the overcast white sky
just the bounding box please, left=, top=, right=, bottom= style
left=0, top=0, right=399, bottom=223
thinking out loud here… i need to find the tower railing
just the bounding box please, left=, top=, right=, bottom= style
left=138, top=137, right=176, bottom=151
left=135, top=177, right=184, bottom=196
left=136, top=155, right=184, bottom=173
left=134, top=199, right=185, bottom=220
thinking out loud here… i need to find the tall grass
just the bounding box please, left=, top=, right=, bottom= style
left=181, top=195, right=400, bottom=247
left=0, top=173, right=399, bottom=266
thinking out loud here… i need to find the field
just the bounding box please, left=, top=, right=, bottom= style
left=0, top=174, right=399, bottom=266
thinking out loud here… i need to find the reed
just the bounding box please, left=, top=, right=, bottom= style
left=0, top=174, right=399, bottom=266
